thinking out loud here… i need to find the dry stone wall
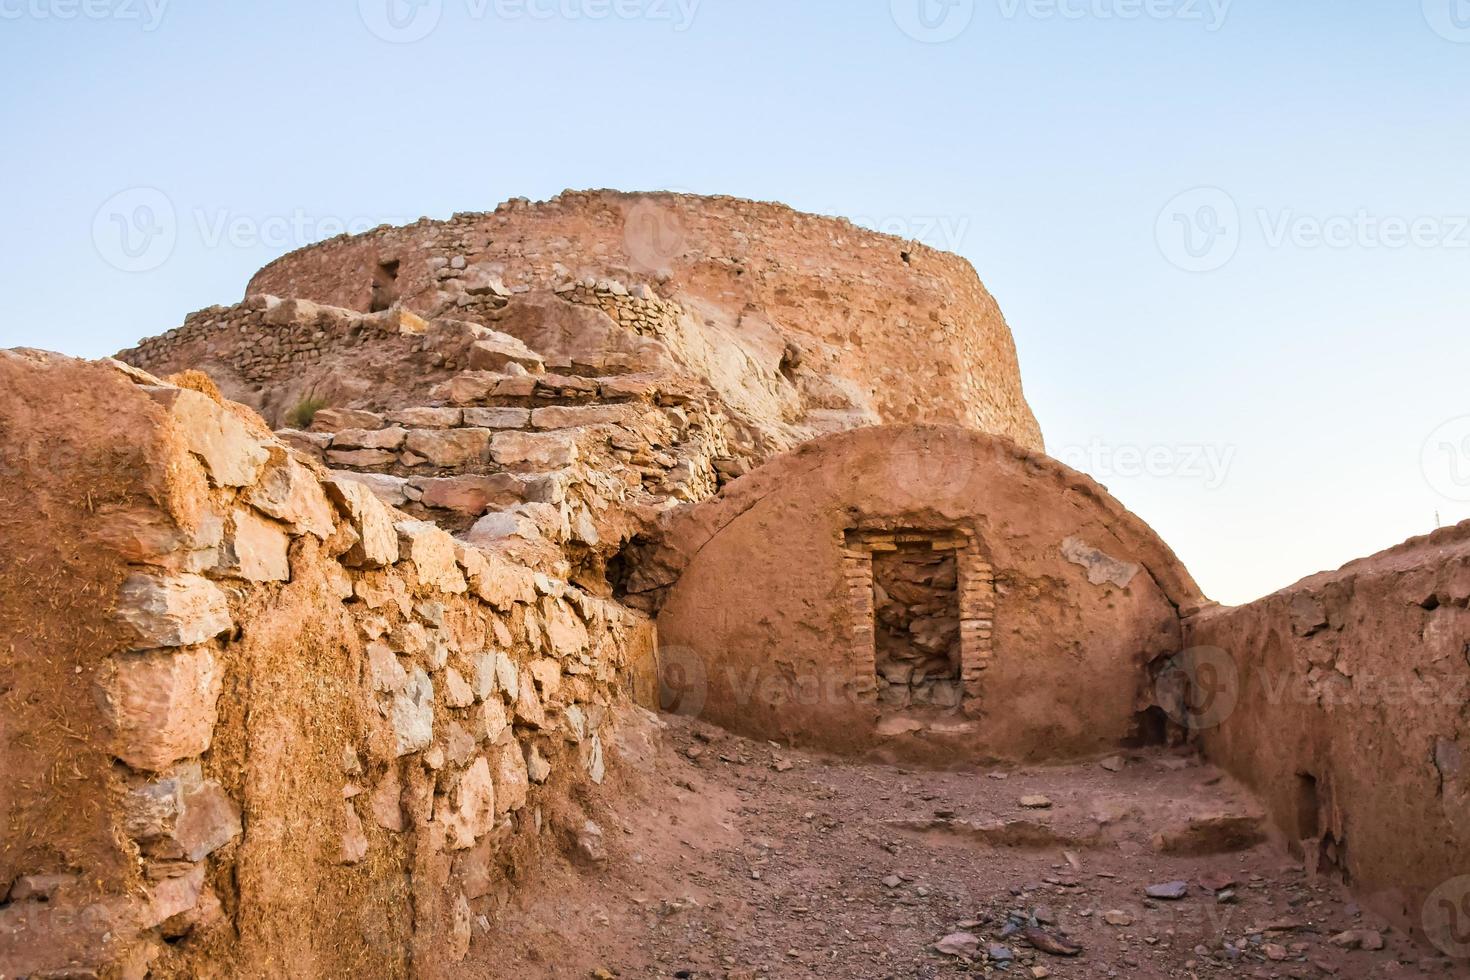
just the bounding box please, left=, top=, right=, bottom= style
left=0, top=351, right=655, bottom=979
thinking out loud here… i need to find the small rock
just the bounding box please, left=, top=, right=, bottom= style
left=1019, top=795, right=1053, bottom=809
left=1104, top=910, right=1133, bottom=927
left=1022, top=925, right=1082, bottom=957
left=1099, top=755, right=1125, bottom=772
left=882, top=874, right=903, bottom=889
left=1331, top=928, right=1385, bottom=951
left=1145, top=880, right=1189, bottom=900
left=935, top=932, right=980, bottom=957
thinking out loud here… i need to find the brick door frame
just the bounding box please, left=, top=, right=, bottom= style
left=841, top=525, right=995, bottom=711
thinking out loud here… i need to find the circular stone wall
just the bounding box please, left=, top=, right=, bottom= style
left=642, top=426, right=1205, bottom=764
left=247, top=190, right=1044, bottom=454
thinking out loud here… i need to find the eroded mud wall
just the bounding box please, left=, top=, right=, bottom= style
left=1183, top=523, right=1470, bottom=949
left=0, top=351, right=653, bottom=978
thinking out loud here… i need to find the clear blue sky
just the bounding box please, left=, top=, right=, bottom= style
left=3, top=0, right=1468, bottom=604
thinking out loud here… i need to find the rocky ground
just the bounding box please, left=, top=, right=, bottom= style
left=470, top=712, right=1468, bottom=979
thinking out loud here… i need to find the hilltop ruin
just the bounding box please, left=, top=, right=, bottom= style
left=1, top=191, right=1466, bottom=978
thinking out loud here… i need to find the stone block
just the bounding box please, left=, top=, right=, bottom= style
left=115, top=573, right=233, bottom=649
left=309, top=408, right=384, bottom=432
left=245, top=449, right=335, bottom=539
left=126, top=770, right=242, bottom=862
left=543, top=600, right=589, bottom=656
left=531, top=404, right=640, bottom=429
left=366, top=640, right=407, bottom=693
left=325, top=476, right=400, bottom=568
left=480, top=697, right=509, bottom=743
left=104, top=648, right=222, bottom=772
left=525, top=744, right=552, bottom=784
left=218, top=508, right=290, bottom=582
left=405, top=427, right=491, bottom=467
left=495, top=652, right=520, bottom=702
left=528, top=658, right=562, bottom=700
left=396, top=520, right=468, bottom=594
left=493, top=740, right=529, bottom=815
left=146, top=386, right=269, bottom=488
left=516, top=678, right=547, bottom=728
left=326, top=448, right=396, bottom=468
left=467, top=334, right=545, bottom=374
left=330, top=470, right=409, bottom=507
left=331, top=426, right=407, bottom=451
left=340, top=802, right=369, bottom=865
left=442, top=757, right=496, bottom=850
left=462, top=407, right=532, bottom=429
left=490, top=430, right=579, bottom=468
left=391, top=667, right=434, bottom=756
left=276, top=428, right=333, bottom=460
left=444, top=667, right=475, bottom=708
left=417, top=474, right=527, bottom=516
left=453, top=541, right=539, bottom=609
left=388, top=406, right=463, bottom=428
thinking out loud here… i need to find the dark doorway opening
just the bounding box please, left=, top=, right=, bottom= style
left=370, top=258, right=401, bottom=312
left=872, top=537, right=962, bottom=710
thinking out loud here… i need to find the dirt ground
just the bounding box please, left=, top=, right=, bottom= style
left=471, top=712, right=1469, bottom=980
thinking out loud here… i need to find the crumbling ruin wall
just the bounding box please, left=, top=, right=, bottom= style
left=0, top=351, right=654, bottom=978
left=633, top=425, right=1204, bottom=763
left=242, top=190, right=1045, bottom=454
left=1182, top=522, right=1470, bottom=948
